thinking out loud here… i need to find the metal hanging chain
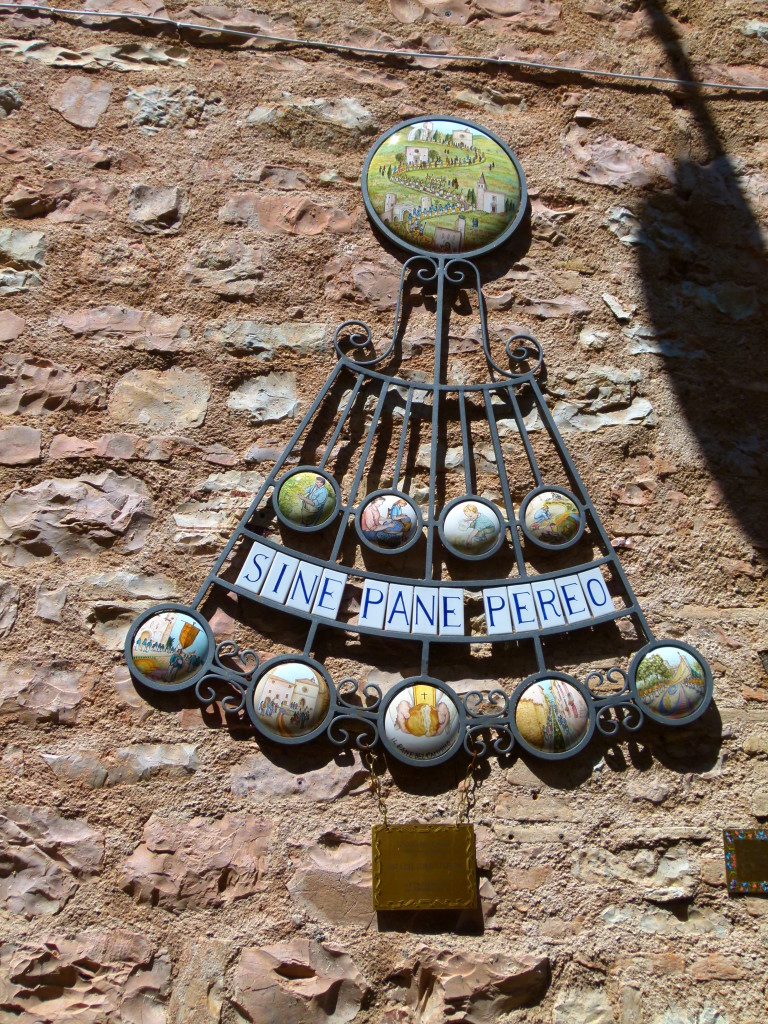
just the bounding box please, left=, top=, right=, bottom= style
left=365, top=750, right=388, bottom=829
left=1, top=2, right=767, bottom=94
left=455, top=737, right=479, bottom=825
left=367, top=743, right=479, bottom=827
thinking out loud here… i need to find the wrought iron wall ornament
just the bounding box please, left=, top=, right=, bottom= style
left=125, top=116, right=713, bottom=766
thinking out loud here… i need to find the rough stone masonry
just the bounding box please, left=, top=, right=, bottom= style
left=1, top=2, right=767, bottom=1023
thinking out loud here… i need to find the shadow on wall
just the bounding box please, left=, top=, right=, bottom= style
left=638, top=0, right=768, bottom=552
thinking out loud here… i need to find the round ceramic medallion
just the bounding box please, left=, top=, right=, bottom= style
left=274, top=468, right=339, bottom=531
left=439, top=497, right=504, bottom=559
left=515, top=677, right=591, bottom=754
left=356, top=491, right=421, bottom=553
left=131, top=610, right=209, bottom=685
left=521, top=488, right=583, bottom=548
left=253, top=661, right=332, bottom=739
left=634, top=645, right=708, bottom=720
left=363, top=117, right=526, bottom=258
left=383, top=682, right=461, bottom=762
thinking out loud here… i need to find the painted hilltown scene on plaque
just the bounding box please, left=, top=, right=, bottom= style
left=253, top=662, right=331, bottom=738
left=635, top=646, right=707, bottom=719
left=515, top=678, right=590, bottom=754
left=366, top=119, right=523, bottom=253
left=131, top=611, right=209, bottom=685
left=385, top=683, right=460, bottom=760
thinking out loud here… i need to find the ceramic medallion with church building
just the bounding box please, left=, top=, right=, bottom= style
left=253, top=661, right=331, bottom=738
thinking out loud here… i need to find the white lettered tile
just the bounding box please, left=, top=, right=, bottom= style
left=234, top=541, right=276, bottom=596
left=507, top=584, right=538, bottom=632
left=385, top=584, right=414, bottom=632
left=556, top=574, right=591, bottom=623
left=531, top=579, right=566, bottom=627
left=413, top=587, right=439, bottom=636
left=312, top=569, right=348, bottom=620
left=358, top=580, right=389, bottom=629
left=262, top=552, right=299, bottom=605
left=284, top=560, right=323, bottom=612
left=439, top=588, right=465, bottom=636
left=578, top=567, right=613, bottom=617
left=483, top=587, right=512, bottom=635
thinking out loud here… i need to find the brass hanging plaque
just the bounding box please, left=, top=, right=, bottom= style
left=372, top=823, right=477, bottom=911
left=724, top=828, right=768, bottom=895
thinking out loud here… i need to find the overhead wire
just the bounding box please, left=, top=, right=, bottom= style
left=1, top=1, right=768, bottom=95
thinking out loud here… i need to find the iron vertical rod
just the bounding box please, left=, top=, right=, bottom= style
left=424, top=256, right=445, bottom=581
left=458, top=388, right=472, bottom=494
left=318, top=375, right=363, bottom=471
left=483, top=389, right=526, bottom=578
left=503, top=386, right=543, bottom=488
left=392, top=387, right=413, bottom=488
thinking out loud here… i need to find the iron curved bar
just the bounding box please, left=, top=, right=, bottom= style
left=327, top=714, right=380, bottom=750
left=585, top=666, right=630, bottom=700
left=335, top=678, right=383, bottom=713
left=194, top=672, right=248, bottom=713
left=214, top=640, right=260, bottom=679
left=333, top=319, right=378, bottom=364
left=595, top=700, right=645, bottom=736
left=465, top=724, right=488, bottom=758
left=462, top=688, right=510, bottom=719
left=444, top=257, right=475, bottom=287
left=492, top=725, right=516, bottom=755
left=505, top=334, right=544, bottom=377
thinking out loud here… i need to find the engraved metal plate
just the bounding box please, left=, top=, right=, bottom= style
left=724, top=828, right=768, bottom=895
left=372, top=823, right=477, bottom=910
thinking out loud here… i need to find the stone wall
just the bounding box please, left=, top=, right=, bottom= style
left=1, top=2, right=767, bottom=1022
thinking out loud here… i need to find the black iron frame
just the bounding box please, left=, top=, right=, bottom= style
left=124, top=118, right=713, bottom=766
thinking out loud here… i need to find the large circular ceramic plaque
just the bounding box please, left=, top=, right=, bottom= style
left=383, top=680, right=461, bottom=764
left=515, top=676, right=591, bottom=756
left=362, top=117, right=526, bottom=259
left=130, top=608, right=210, bottom=685
left=632, top=643, right=709, bottom=722
left=253, top=660, right=332, bottom=739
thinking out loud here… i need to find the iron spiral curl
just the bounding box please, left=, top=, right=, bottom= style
left=335, top=678, right=383, bottom=712
left=214, top=640, right=260, bottom=679
left=327, top=714, right=380, bottom=750
left=194, top=673, right=247, bottom=713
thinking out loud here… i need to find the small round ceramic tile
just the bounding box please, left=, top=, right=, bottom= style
left=521, top=488, right=583, bottom=548
left=274, top=468, right=339, bottom=531
left=131, top=610, right=209, bottom=685
left=634, top=644, right=708, bottom=720
left=253, top=661, right=332, bottom=739
left=384, top=682, right=461, bottom=762
left=357, top=491, right=421, bottom=553
left=515, top=677, right=591, bottom=755
left=363, top=117, right=526, bottom=259
left=440, top=497, right=504, bottom=559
